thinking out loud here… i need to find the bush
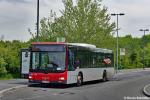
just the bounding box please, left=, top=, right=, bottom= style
left=0, top=66, right=7, bottom=77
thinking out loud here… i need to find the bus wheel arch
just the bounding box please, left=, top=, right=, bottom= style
left=77, top=72, right=83, bottom=86
left=102, top=70, right=107, bottom=82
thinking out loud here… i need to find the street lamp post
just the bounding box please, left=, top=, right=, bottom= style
left=111, top=13, right=125, bottom=73
left=139, top=29, right=149, bottom=70
left=37, top=0, right=39, bottom=41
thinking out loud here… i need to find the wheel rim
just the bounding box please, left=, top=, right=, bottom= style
left=103, top=76, right=106, bottom=81
left=77, top=75, right=82, bottom=86
left=103, top=72, right=107, bottom=81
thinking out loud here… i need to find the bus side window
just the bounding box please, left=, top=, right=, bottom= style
left=74, top=59, right=80, bottom=69
left=68, top=50, right=75, bottom=71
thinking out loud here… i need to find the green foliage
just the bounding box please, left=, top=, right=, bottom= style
left=0, top=65, right=7, bottom=77
left=145, top=43, right=150, bottom=67
left=0, top=40, right=28, bottom=79
left=0, top=74, right=12, bottom=80
left=61, top=0, right=115, bottom=44
left=36, top=0, right=115, bottom=47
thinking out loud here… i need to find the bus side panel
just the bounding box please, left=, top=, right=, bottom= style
left=79, top=68, right=103, bottom=82
left=80, top=68, right=114, bottom=81
left=67, top=67, right=114, bottom=84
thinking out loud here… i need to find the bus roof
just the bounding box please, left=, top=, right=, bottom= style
left=32, top=42, right=95, bottom=46
left=94, top=48, right=113, bottom=53
left=67, top=43, right=96, bottom=49
left=32, top=42, right=96, bottom=49
left=31, top=42, right=112, bottom=53
left=32, top=42, right=65, bottom=45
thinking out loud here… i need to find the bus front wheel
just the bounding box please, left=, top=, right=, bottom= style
left=77, top=73, right=83, bottom=86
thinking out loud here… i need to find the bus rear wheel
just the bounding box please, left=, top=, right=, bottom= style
left=102, top=70, right=107, bottom=82
left=77, top=73, right=83, bottom=86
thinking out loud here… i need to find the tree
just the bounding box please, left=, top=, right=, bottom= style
left=38, top=0, right=115, bottom=48
left=145, top=43, right=150, bottom=67
left=0, top=40, right=29, bottom=78
left=39, top=10, right=58, bottom=42
left=130, top=51, right=137, bottom=64
left=0, top=50, right=7, bottom=76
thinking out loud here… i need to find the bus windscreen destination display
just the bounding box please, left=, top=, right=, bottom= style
left=32, top=45, right=65, bottom=52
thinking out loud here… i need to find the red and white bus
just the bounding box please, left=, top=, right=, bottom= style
left=28, top=42, right=114, bottom=86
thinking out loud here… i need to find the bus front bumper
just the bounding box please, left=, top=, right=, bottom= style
left=29, top=80, right=67, bottom=84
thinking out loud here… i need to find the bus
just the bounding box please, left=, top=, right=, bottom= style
left=28, top=42, right=114, bottom=86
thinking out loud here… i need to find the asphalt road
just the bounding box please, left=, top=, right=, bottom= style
left=0, top=79, right=27, bottom=91
left=2, top=70, right=150, bottom=100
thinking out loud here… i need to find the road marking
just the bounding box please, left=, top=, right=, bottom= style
left=0, top=85, right=27, bottom=99
left=143, top=84, right=150, bottom=97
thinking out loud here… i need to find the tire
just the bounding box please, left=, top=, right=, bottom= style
left=77, top=73, right=83, bottom=86
left=102, top=70, right=107, bottom=82
left=28, top=83, right=33, bottom=87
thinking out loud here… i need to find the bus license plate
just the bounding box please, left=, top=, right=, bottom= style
left=42, top=81, right=50, bottom=83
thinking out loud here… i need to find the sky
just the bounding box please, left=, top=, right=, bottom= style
left=0, top=0, right=150, bottom=41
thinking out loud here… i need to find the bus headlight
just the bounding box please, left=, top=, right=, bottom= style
left=29, top=74, right=32, bottom=79
left=29, top=76, right=32, bottom=79
left=59, top=77, right=65, bottom=81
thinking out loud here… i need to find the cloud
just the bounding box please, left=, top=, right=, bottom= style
left=103, top=0, right=150, bottom=37
left=0, top=0, right=36, bottom=41
left=0, top=0, right=150, bottom=41
left=0, top=0, right=33, bottom=4
left=0, top=0, right=65, bottom=41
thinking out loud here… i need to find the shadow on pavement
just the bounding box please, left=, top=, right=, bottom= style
left=28, top=79, right=106, bottom=89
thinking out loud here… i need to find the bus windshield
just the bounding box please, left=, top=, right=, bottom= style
left=31, top=52, right=66, bottom=72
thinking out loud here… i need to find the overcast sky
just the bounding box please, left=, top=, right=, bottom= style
left=0, top=0, right=150, bottom=41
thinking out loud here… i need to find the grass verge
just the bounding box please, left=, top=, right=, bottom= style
left=0, top=73, right=20, bottom=80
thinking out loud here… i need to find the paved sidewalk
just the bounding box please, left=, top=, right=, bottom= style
left=117, top=68, right=150, bottom=74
